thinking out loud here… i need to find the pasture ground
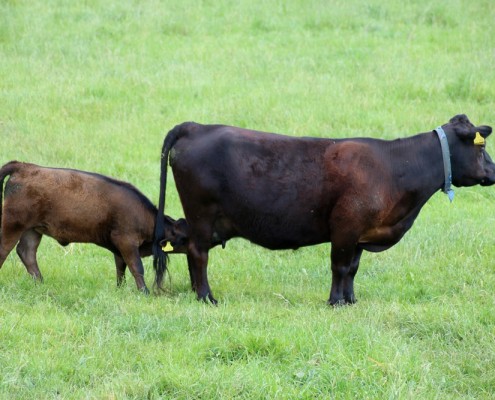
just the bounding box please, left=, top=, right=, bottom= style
left=1, top=0, right=495, bottom=398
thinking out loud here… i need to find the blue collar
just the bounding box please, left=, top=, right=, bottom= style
left=434, top=126, right=454, bottom=202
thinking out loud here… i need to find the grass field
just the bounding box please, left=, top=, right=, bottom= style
left=1, top=0, right=495, bottom=398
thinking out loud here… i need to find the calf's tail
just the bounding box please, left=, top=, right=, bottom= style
left=0, top=161, right=19, bottom=228
left=153, top=124, right=186, bottom=291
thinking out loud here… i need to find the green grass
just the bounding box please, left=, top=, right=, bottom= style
left=1, top=0, right=495, bottom=398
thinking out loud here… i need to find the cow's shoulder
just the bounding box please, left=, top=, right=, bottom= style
left=325, top=139, right=379, bottom=164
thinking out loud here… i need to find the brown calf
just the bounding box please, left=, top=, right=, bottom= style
left=0, top=161, right=187, bottom=293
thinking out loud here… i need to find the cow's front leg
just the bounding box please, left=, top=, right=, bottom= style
left=342, top=248, right=363, bottom=304
left=188, top=242, right=217, bottom=305
left=328, top=244, right=358, bottom=306
left=114, top=254, right=127, bottom=287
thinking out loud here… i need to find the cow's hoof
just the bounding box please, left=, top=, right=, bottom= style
left=31, top=274, right=44, bottom=283
left=140, top=287, right=150, bottom=295
left=197, top=293, right=218, bottom=306
left=208, top=293, right=218, bottom=306
left=327, top=298, right=356, bottom=307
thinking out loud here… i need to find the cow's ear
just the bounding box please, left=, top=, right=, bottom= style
left=450, top=113, right=488, bottom=137
left=449, top=114, right=471, bottom=125
left=449, top=114, right=474, bottom=138
left=475, top=125, right=492, bottom=138
left=455, top=125, right=492, bottom=145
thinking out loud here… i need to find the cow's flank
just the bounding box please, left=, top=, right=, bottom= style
left=153, top=115, right=495, bottom=305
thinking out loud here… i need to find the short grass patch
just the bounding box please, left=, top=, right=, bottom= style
left=1, top=0, right=495, bottom=398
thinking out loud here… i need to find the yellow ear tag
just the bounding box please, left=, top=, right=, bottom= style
left=474, top=132, right=485, bottom=146
left=162, top=242, right=174, bottom=252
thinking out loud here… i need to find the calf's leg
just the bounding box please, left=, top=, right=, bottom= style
left=16, top=229, right=44, bottom=281
left=113, top=237, right=148, bottom=294
left=122, top=251, right=148, bottom=294
left=0, top=228, right=24, bottom=271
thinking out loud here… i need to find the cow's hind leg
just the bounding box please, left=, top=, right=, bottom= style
left=16, top=229, right=44, bottom=281
left=114, top=254, right=127, bottom=287
left=179, top=200, right=217, bottom=303
left=187, top=253, right=196, bottom=291
left=188, top=242, right=216, bottom=305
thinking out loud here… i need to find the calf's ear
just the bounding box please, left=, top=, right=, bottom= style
left=174, top=218, right=188, bottom=232
left=163, top=215, right=176, bottom=224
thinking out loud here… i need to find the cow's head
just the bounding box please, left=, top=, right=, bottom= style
left=161, top=216, right=189, bottom=254
left=445, top=114, right=495, bottom=187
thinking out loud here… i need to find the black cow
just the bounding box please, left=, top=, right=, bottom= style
left=0, top=161, right=188, bottom=293
left=153, top=114, right=495, bottom=305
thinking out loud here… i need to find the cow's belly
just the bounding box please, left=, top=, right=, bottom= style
left=213, top=213, right=330, bottom=250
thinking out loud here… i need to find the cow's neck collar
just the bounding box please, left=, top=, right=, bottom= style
left=434, top=126, right=454, bottom=202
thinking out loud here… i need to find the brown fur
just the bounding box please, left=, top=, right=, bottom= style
left=0, top=161, right=187, bottom=293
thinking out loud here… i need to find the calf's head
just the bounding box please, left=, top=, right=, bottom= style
left=445, top=114, right=495, bottom=187
left=160, top=216, right=189, bottom=254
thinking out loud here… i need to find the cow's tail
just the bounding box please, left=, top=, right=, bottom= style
left=152, top=124, right=186, bottom=292
left=0, top=161, right=19, bottom=229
